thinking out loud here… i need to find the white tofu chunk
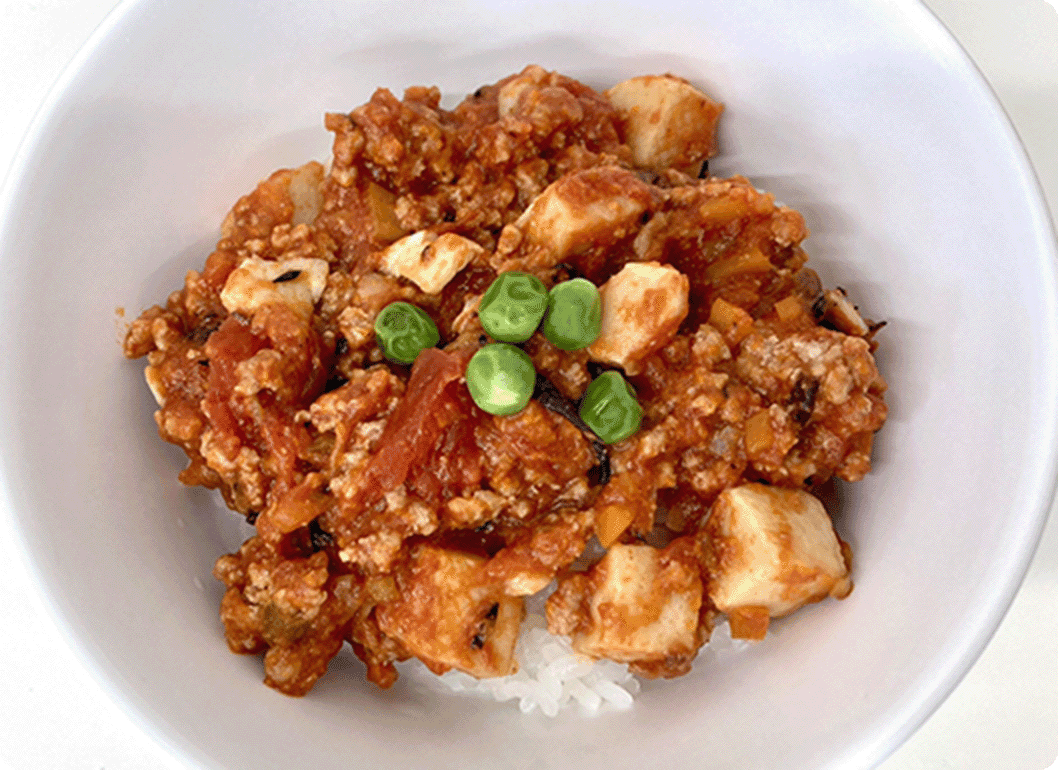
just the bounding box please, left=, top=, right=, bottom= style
left=375, top=545, right=523, bottom=678
left=496, top=64, right=581, bottom=124
left=587, top=261, right=689, bottom=374
left=558, top=544, right=702, bottom=665
left=606, top=75, right=723, bottom=174
left=817, top=287, right=871, bottom=337
left=494, top=167, right=653, bottom=272
left=378, top=230, right=485, bottom=294
left=287, top=161, right=325, bottom=225
left=504, top=573, right=553, bottom=596
left=219, top=256, right=329, bottom=318
left=497, top=67, right=542, bottom=119
left=144, top=365, right=166, bottom=407
left=705, top=484, right=852, bottom=626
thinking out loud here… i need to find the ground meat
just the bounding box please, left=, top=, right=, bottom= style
left=124, top=66, right=888, bottom=697
left=213, top=536, right=361, bottom=696
left=484, top=508, right=595, bottom=595
left=735, top=323, right=888, bottom=484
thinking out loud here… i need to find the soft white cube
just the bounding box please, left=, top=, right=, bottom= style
left=220, top=256, right=329, bottom=318
left=496, top=167, right=653, bottom=270
left=606, top=74, right=723, bottom=174
left=287, top=161, right=325, bottom=225
left=496, top=65, right=545, bottom=119
left=587, top=261, right=689, bottom=374
left=378, top=230, right=484, bottom=294
left=563, top=544, right=702, bottom=664
left=705, top=484, right=851, bottom=627
left=375, top=545, right=523, bottom=678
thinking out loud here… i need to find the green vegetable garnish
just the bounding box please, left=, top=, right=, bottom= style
left=542, top=278, right=601, bottom=350
left=374, top=301, right=440, bottom=364
left=579, top=371, right=642, bottom=444
left=466, top=343, right=536, bottom=416
left=478, top=271, right=549, bottom=343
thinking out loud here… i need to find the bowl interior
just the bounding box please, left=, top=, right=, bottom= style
left=1, top=1, right=1055, bottom=769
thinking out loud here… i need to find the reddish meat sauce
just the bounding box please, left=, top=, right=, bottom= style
left=361, top=347, right=483, bottom=507
left=124, top=67, right=887, bottom=697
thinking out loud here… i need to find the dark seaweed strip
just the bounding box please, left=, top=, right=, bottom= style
left=188, top=314, right=222, bottom=344
left=533, top=374, right=611, bottom=486
left=471, top=603, right=501, bottom=650
left=811, top=294, right=828, bottom=320
left=787, top=374, right=819, bottom=426
left=309, top=518, right=334, bottom=551
left=554, top=262, right=584, bottom=281
left=587, top=439, right=612, bottom=486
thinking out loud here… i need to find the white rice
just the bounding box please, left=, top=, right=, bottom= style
left=410, top=608, right=750, bottom=716
left=430, top=612, right=640, bottom=716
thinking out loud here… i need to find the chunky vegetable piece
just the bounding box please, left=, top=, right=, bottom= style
left=579, top=371, right=642, bottom=444
left=543, top=278, right=602, bottom=350
left=374, top=301, right=440, bottom=364
left=478, top=271, right=548, bottom=342
left=123, top=66, right=887, bottom=697
left=466, top=343, right=536, bottom=416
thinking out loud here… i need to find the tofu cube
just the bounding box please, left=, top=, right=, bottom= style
left=587, top=261, right=689, bottom=374
left=287, top=161, right=325, bottom=225
left=375, top=545, right=523, bottom=678
left=495, top=167, right=653, bottom=271
left=496, top=65, right=547, bottom=119
left=220, top=161, right=324, bottom=241
left=378, top=230, right=484, bottom=294
left=606, top=75, right=723, bottom=175
left=144, top=365, right=166, bottom=407
left=705, top=484, right=852, bottom=634
left=220, top=256, right=329, bottom=318
left=553, top=543, right=702, bottom=665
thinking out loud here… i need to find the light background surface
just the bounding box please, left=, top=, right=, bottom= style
left=0, top=1, right=1054, bottom=768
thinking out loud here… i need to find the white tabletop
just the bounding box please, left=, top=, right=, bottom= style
left=0, top=2, right=1055, bottom=768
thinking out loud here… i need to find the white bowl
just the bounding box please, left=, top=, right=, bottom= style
left=1, top=1, right=1055, bottom=769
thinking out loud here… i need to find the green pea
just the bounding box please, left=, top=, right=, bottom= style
left=543, top=278, right=601, bottom=351
left=374, top=301, right=440, bottom=364
left=579, top=371, right=642, bottom=444
left=478, top=271, right=549, bottom=343
left=466, top=343, right=536, bottom=416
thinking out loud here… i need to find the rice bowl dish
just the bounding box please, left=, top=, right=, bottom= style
left=122, top=66, right=886, bottom=707
left=0, top=1, right=1055, bottom=768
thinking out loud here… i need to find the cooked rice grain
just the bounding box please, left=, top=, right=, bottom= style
left=409, top=614, right=751, bottom=716
left=421, top=613, right=640, bottom=715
